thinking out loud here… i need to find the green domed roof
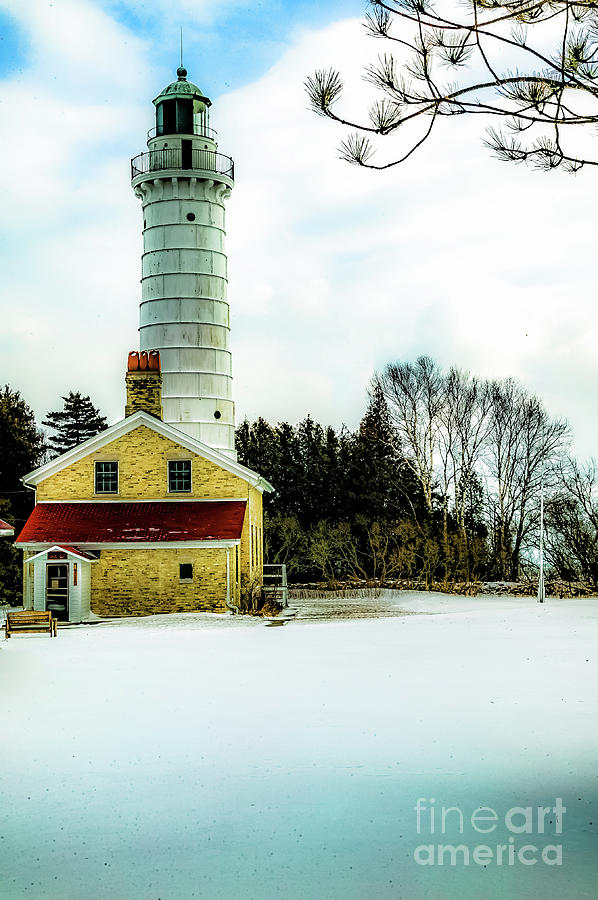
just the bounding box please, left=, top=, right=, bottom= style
left=153, top=68, right=211, bottom=113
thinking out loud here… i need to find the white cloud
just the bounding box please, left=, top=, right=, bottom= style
left=1, top=0, right=151, bottom=92
left=0, top=7, right=596, bottom=463
left=0, top=0, right=148, bottom=422
left=217, top=20, right=598, bottom=458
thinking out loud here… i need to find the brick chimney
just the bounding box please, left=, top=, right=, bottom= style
left=125, top=350, right=163, bottom=419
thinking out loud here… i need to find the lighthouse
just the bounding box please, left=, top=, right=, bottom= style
left=131, top=68, right=236, bottom=458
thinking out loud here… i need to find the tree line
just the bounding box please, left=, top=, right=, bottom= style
left=237, top=357, right=598, bottom=589
left=1, top=361, right=598, bottom=602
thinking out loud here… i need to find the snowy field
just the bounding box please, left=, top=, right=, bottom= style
left=1, top=593, right=597, bottom=899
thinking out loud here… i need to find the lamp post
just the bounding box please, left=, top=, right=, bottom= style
left=538, top=478, right=545, bottom=603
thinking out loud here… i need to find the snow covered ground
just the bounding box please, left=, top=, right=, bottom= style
left=1, top=594, right=596, bottom=899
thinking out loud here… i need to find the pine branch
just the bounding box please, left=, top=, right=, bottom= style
left=304, top=69, right=344, bottom=116
left=307, top=0, right=598, bottom=170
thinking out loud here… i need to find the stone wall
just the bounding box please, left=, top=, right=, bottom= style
left=36, top=425, right=248, bottom=501
left=90, top=547, right=231, bottom=616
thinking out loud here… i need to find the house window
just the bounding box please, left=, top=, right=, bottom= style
left=180, top=563, right=193, bottom=582
left=95, top=461, right=118, bottom=494
left=169, top=459, right=191, bottom=492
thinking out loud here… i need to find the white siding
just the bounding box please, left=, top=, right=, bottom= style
left=69, top=563, right=81, bottom=624
left=80, top=562, right=91, bottom=622
left=33, top=558, right=46, bottom=612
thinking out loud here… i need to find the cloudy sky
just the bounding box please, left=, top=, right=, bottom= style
left=1, top=0, right=597, bottom=460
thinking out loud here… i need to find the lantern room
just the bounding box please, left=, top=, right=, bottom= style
left=153, top=66, right=212, bottom=138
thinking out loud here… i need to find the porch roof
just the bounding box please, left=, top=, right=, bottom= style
left=0, top=517, right=14, bottom=536
left=16, top=501, right=247, bottom=544
left=27, top=544, right=99, bottom=563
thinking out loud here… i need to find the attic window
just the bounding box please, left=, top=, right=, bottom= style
left=95, top=461, right=118, bottom=494
left=168, top=459, right=191, bottom=493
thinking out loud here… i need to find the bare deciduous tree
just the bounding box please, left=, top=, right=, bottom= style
left=376, top=355, right=445, bottom=513
left=441, top=368, right=492, bottom=578
left=445, top=369, right=491, bottom=539
left=376, top=358, right=570, bottom=580
left=545, top=458, right=598, bottom=584
left=484, top=378, right=570, bottom=578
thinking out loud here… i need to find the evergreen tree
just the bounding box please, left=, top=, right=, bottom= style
left=43, top=392, right=108, bottom=457
left=274, top=422, right=304, bottom=519
left=353, top=382, right=424, bottom=524
left=235, top=417, right=281, bottom=514
left=0, top=386, right=46, bottom=524
left=320, top=426, right=345, bottom=524
left=0, top=386, right=46, bottom=604
left=296, top=415, right=328, bottom=526
left=235, top=419, right=251, bottom=462
left=0, top=539, right=21, bottom=606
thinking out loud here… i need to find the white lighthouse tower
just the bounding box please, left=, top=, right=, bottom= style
left=131, top=67, right=236, bottom=458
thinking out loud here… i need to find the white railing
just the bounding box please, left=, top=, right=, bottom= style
left=263, top=564, right=288, bottom=608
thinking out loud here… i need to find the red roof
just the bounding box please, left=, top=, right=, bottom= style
left=16, top=502, right=247, bottom=544
left=0, top=518, right=14, bottom=534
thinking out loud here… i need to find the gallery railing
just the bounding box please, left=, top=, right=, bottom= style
left=131, top=148, right=234, bottom=181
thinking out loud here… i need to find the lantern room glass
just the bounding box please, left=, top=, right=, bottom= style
left=156, top=99, right=194, bottom=136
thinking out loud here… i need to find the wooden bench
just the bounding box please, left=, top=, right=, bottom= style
left=5, top=610, right=57, bottom=638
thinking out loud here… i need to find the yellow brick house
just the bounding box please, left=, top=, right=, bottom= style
left=16, top=355, right=273, bottom=622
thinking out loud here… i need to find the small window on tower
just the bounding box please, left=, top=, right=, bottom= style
left=95, top=461, right=118, bottom=494
left=179, top=563, right=193, bottom=582
left=186, top=213, right=195, bottom=222
left=214, top=410, right=221, bottom=419
left=168, top=459, right=191, bottom=493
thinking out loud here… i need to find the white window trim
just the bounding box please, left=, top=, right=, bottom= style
left=94, top=460, right=119, bottom=496
left=167, top=458, right=192, bottom=494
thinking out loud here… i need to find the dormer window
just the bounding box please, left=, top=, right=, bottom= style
left=95, top=461, right=118, bottom=494
left=168, top=459, right=191, bottom=493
